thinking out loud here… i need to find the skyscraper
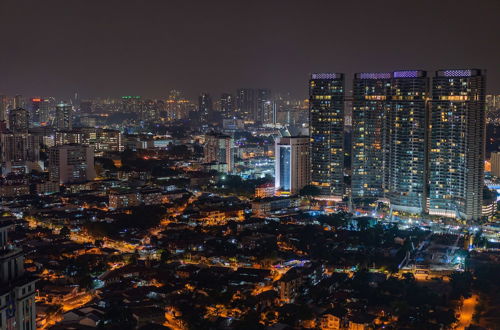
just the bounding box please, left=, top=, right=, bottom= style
left=30, top=98, right=50, bottom=126
left=387, top=70, right=428, bottom=214
left=275, top=135, right=310, bottom=194
left=351, top=72, right=392, bottom=199
left=309, top=73, right=345, bottom=198
left=13, top=95, right=23, bottom=109
left=257, top=89, right=272, bottom=124
left=219, top=93, right=234, bottom=119
left=55, top=103, right=73, bottom=130
left=491, top=151, right=500, bottom=178
left=8, top=108, right=29, bottom=133
left=236, top=88, right=256, bottom=121
left=0, top=95, right=7, bottom=122
left=198, top=93, right=213, bottom=125
left=429, top=69, right=486, bottom=221
left=203, top=132, right=234, bottom=173
left=0, top=219, right=37, bottom=330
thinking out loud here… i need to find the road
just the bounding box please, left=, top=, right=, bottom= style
left=456, top=294, right=478, bottom=330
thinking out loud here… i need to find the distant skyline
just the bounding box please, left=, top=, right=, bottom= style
left=1, top=0, right=499, bottom=99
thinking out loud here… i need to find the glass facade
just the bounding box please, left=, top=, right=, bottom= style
left=278, top=146, right=291, bottom=191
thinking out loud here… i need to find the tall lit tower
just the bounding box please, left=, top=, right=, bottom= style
left=0, top=95, right=7, bottom=122
left=257, top=89, right=272, bottom=125
left=387, top=70, right=428, bottom=214
left=55, top=103, right=73, bottom=130
left=8, top=108, right=29, bottom=133
left=236, top=88, right=256, bottom=121
left=309, top=73, right=345, bottom=198
left=198, top=93, right=213, bottom=125
left=220, top=93, right=234, bottom=119
left=429, top=69, right=486, bottom=221
left=275, top=135, right=310, bottom=194
left=352, top=72, right=392, bottom=198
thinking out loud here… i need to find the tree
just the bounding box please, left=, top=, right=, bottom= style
left=450, top=271, right=473, bottom=298
left=60, top=226, right=71, bottom=237
left=160, top=250, right=171, bottom=263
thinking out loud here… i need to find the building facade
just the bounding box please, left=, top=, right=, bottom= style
left=309, top=73, right=345, bottom=198
left=352, top=72, right=392, bottom=199
left=275, top=136, right=310, bottom=194
left=203, top=132, right=234, bottom=173
left=428, top=69, right=486, bottom=221
left=491, top=151, right=500, bottom=178
left=0, top=220, right=37, bottom=330
left=55, top=103, right=73, bottom=130
left=49, top=144, right=96, bottom=184
left=387, top=70, right=428, bottom=214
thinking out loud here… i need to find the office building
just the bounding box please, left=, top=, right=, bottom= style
left=386, top=70, right=429, bottom=214
left=121, top=96, right=143, bottom=114
left=0, top=219, right=37, bottom=330
left=8, top=108, right=29, bottom=133
left=204, top=132, right=234, bottom=173
left=55, top=128, right=124, bottom=154
left=491, top=151, right=500, bottom=178
left=198, top=93, right=213, bottom=125
left=49, top=144, right=96, bottom=184
left=257, top=89, right=272, bottom=124
left=219, top=93, right=234, bottom=119
left=429, top=69, right=486, bottom=221
left=13, top=95, right=23, bottom=109
left=352, top=72, right=392, bottom=198
left=275, top=135, right=310, bottom=194
left=236, top=88, right=256, bottom=121
left=309, top=73, right=345, bottom=198
left=0, top=95, right=7, bottom=122
left=30, top=98, right=50, bottom=125
left=55, top=103, right=73, bottom=130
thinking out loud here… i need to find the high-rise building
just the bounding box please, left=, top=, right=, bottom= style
left=351, top=72, right=392, bottom=198
left=198, top=93, right=213, bottom=125
left=203, top=132, right=234, bottom=173
left=491, top=152, right=500, bottom=178
left=236, top=88, right=256, bottom=121
left=309, top=73, right=345, bottom=198
left=49, top=144, right=96, bottom=184
left=13, top=95, right=23, bottom=109
left=219, top=93, right=234, bottom=119
left=257, top=89, right=272, bottom=124
left=0, top=95, right=7, bottom=122
left=429, top=69, right=486, bottom=221
left=8, top=108, right=29, bottom=133
left=121, top=96, right=143, bottom=115
left=387, top=70, right=428, bottom=214
left=55, top=103, right=73, bottom=130
left=275, top=135, right=310, bottom=194
left=0, top=219, right=37, bottom=330
left=30, top=98, right=50, bottom=126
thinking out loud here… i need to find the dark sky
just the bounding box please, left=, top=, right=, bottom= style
left=1, top=0, right=499, bottom=100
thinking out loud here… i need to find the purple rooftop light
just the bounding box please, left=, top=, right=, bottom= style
left=311, top=73, right=339, bottom=79
left=358, top=72, right=392, bottom=79
left=441, top=69, right=473, bottom=77
left=393, top=70, right=420, bottom=78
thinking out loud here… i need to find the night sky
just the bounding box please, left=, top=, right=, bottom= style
left=1, top=0, right=499, bottom=99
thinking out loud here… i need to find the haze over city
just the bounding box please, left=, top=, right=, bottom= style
left=1, top=0, right=500, bottom=98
